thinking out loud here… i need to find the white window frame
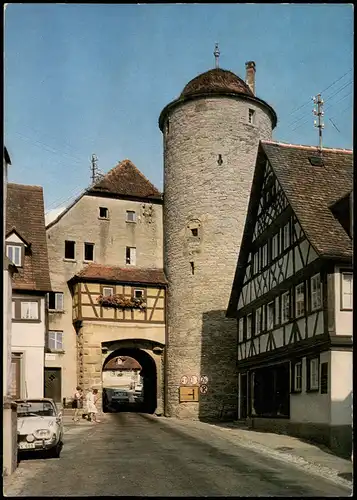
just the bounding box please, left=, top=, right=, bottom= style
left=295, top=282, right=305, bottom=318
left=48, top=331, right=63, bottom=351
left=281, top=291, right=290, bottom=324
left=238, top=317, right=244, bottom=343
left=134, top=289, right=144, bottom=299
left=267, top=301, right=274, bottom=330
left=272, top=233, right=279, bottom=260
left=126, top=246, right=136, bottom=266
left=311, top=274, right=322, bottom=311
left=255, top=307, right=262, bottom=336
left=341, top=272, right=353, bottom=310
left=247, top=314, right=252, bottom=340
left=309, top=358, right=319, bottom=390
left=103, top=287, right=114, bottom=297
left=248, top=108, right=255, bottom=125
left=6, top=244, right=22, bottom=267
left=47, top=292, right=64, bottom=311
left=282, top=222, right=290, bottom=251
left=126, top=210, right=137, bottom=223
left=20, top=301, right=39, bottom=320
left=294, top=361, right=302, bottom=392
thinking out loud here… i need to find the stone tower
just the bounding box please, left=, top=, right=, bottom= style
left=159, top=59, right=277, bottom=420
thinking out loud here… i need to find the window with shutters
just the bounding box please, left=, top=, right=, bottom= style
left=47, top=292, right=64, bottom=312
left=291, top=360, right=302, bottom=393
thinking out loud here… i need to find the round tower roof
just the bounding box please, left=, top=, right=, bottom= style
left=159, top=67, right=277, bottom=131
left=180, top=68, right=254, bottom=98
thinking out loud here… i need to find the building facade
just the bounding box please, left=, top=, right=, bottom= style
left=159, top=61, right=277, bottom=420
left=45, top=160, right=165, bottom=413
left=6, top=183, right=51, bottom=400
left=227, top=141, right=353, bottom=458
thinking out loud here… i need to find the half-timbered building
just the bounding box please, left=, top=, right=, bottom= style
left=45, top=160, right=166, bottom=413
left=227, top=140, right=353, bottom=458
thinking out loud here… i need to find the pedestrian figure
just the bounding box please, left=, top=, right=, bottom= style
left=72, top=386, right=83, bottom=422
left=86, top=388, right=100, bottom=423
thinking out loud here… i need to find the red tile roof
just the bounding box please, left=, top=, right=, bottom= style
left=6, top=184, right=51, bottom=292
left=71, top=263, right=167, bottom=285
left=261, top=141, right=353, bottom=259
left=88, top=159, right=162, bottom=200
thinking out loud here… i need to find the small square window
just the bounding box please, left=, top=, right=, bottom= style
left=48, top=331, right=63, bottom=351
left=191, top=228, right=198, bottom=237
left=248, top=108, right=255, bottom=124
left=65, top=240, right=75, bottom=260
left=99, top=207, right=109, bottom=219
left=84, top=242, right=94, bottom=261
left=103, top=287, right=114, bottom=297
left=134, top=289, right=144, bottom=299
left=126, top=211, right=136, bottom=223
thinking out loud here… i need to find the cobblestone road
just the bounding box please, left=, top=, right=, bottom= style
left=3, top=412, right=352, bottom=497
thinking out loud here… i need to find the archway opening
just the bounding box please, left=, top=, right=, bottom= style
left=102, top=348, right=157, bottom=414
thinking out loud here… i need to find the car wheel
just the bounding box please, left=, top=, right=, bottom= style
left=49, top=441, right=62, bottom=458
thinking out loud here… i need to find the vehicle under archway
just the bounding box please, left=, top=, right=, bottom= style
left=102, top=348, right=157, bottom=414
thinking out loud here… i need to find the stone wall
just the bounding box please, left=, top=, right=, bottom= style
left=163, top=95, right=273, bottom=420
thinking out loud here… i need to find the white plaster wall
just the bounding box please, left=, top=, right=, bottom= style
left=290, top=351, right=330, bottom=424
left=11, top=295, right=45, bottom=399
left=330, top=350, right=352, bottom=426
left=334, top=265, right=353, bottom=335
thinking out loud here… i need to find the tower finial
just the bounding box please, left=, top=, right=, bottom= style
left=214, top=43, right=220, bottom=69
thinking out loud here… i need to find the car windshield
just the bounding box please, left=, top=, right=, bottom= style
left=17, top=401, right=56, bottom=417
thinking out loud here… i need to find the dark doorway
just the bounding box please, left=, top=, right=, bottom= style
left=240, top=373, right=248, bottom=419
left=44, top=368, right=62, bottom=402
left=251, top=362, right=290, bottom=417
left=102, top=348, right=157, bottom=414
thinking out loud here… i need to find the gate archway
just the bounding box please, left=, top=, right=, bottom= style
left=102, top=347, right=157, bottom=414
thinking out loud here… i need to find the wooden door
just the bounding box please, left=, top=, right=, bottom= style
left=44, top=368, right=62, bottom=402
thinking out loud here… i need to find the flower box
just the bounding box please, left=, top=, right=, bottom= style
left=96, top=294, right=146, bottom=310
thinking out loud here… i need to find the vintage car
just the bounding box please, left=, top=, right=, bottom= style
left=15, top=398, right=63, bottom=458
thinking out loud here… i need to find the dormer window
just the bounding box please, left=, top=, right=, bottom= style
left=6, top=244, right=22, bottom=267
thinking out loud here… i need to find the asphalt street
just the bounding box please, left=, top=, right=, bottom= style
left=3, top=412, right=352, bottom=497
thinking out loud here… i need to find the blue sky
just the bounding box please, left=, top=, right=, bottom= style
left=5, top=4, right=353, bottom=215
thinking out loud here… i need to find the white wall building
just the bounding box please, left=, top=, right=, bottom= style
left=227, top=141, right=353, bottom=459
left=6, top=183, right=52, bottom=400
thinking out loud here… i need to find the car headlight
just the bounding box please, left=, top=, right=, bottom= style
left=34, top=429, right=51, bottom=439
left=26, top=434, right=35, bottom=443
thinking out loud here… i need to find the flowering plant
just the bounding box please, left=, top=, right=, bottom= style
left=97, top=294, right=146, bottom=310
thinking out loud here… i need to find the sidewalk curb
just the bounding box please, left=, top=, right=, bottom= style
left=211, top=424, right=353, bottom=490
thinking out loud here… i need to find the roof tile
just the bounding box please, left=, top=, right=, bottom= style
left=72, top=263, right=167, bottom=285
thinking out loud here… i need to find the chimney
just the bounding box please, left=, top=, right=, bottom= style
left=245, top=61, right=256, bottom=95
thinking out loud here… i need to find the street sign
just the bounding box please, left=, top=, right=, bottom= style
left=179, top=386, right=199, bottom=402
left=200, top=385, right=208, bottom=394
left=200, top=375, right=209, bottom=385
left=190, top=375, right=198, bottom=385
left=180, top=375, right=188, bottom=385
